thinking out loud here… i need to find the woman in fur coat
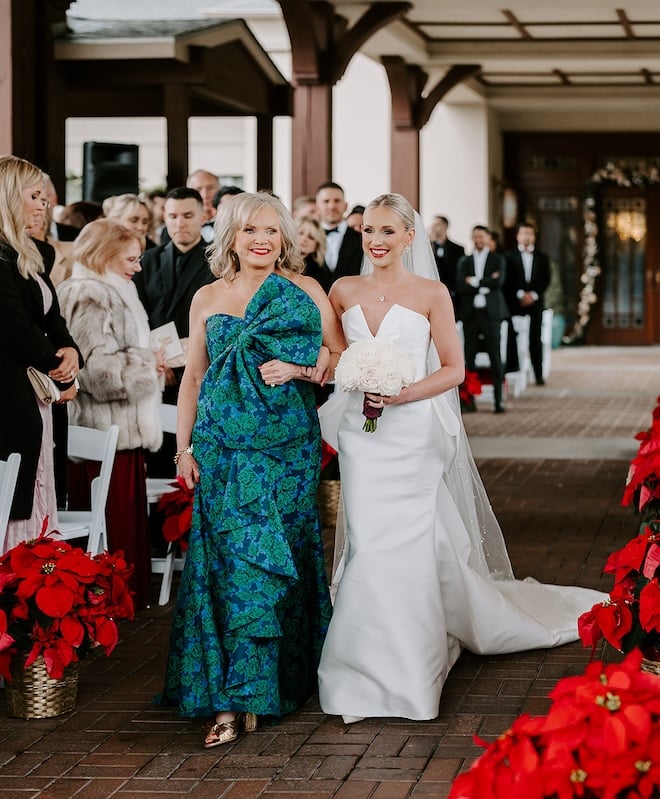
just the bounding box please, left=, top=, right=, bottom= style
left=58, top=219, right=165, bottom=609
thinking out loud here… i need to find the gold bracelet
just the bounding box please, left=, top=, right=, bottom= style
left=173, top=445, right=193, bottom=465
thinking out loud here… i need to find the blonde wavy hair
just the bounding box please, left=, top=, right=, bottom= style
left=73, top=218, right=144, bottom=274
left=208, top=192, right=304, bottom=280
left=0, top=155, right=45, bottom=278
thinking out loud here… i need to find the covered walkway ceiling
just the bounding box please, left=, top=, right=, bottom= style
left=326, top=1, right=660, bottom=108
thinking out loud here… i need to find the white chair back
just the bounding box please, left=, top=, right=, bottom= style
left=58, top=424, right=119, bottom=554
left=0, top=453, right=21, bottom=553
left=159, top=403, right=177, bottom=434
left=148, top=403, right=186, bottom=605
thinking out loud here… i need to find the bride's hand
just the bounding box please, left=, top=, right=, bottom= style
left=365, top=387, right=409, bottom=408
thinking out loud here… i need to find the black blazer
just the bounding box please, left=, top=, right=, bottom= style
left=504, top=249, right=552, bottom=315
left=330, top=226, right=363, bottom=284
left=134, top=240, right=215, bottom=338
left=0, top=244, right=82, bottom=518
left=303, top=254, right=332, bottom=293
left=455, top=251, right=509, bottom=322
left=432, top=238, right=465, bottom=297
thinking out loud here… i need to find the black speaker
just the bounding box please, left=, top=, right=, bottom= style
left=82, top=141, right=139, bottom=202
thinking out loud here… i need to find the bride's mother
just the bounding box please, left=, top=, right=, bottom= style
left=0, top=155, right=82, bottom=551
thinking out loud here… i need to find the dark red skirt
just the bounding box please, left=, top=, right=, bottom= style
left=67, top=449, right=152, bottom=611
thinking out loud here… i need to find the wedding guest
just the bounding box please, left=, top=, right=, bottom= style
left=346, top=204, right=365, bottom=232
left=0, top=155, right=82, bottom=552
left=297, top=215, right=331, bottom=292
left=57, top=219, right=165, bottom=610
left=145, top=189, right=167, bottom=244
left=160, top=191, right=345, bottom=747
left=505, top=223, right=552, bottom=385
left=57, top=200, right=104, bottom=234
left=104, top=193, right=157, bottom=250
left=315, top=181, right=362, bottom=284
left=456, top=225, right=509, bottom=413
left=429, top=214, right=464, bottom=307
left=317, top=192, right=606, bottom=723
left=134, top=186, right=215, bottom=478
left=213, top=185, right=244, bottom=210
left=187, top=168, right=220, bottom=242
left=292, top=194, right=317, bottom=221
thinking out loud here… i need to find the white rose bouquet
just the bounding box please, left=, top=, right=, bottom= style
left=334, top=339, right=416, bottom=432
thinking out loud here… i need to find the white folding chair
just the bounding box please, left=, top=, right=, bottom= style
left=148, top=403, right=187, bottom=605
left=0, top=453, right=21, bottom=554
left=510, top=315, right=531, bottom=397
left=58, top=424, right=119, bottom=555
left=146, top=403, right=178, bottom=504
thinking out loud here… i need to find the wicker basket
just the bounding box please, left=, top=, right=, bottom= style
left=317, top=479, right=341, bottom=530
left=6, top=655, right=79, bottom=719
left=641, top=657, right=660, bottom=677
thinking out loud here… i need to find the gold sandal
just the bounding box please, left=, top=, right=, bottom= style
left=203, top=712, right=258, bottom=749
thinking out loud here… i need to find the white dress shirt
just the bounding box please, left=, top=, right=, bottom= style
left=323, top=221, right=347, bottom=272
left=470, top=248, right=490, bottom=308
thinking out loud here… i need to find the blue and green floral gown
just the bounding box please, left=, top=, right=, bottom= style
left=162, top=273, right=331, bottom=719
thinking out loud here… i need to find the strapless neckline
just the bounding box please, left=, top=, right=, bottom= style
left=343, top=303, right=428, bottom=338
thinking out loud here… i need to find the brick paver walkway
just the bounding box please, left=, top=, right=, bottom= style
left=1, top=345, right=657, bottom=799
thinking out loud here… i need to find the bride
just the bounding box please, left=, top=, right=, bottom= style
left=317, top=193, right=605, bottom=723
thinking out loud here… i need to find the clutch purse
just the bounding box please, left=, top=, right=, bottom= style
left=26, top=367, right=61, bottom=404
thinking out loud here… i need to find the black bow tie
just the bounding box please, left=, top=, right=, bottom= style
left=325, top=227, right=339, bottom=234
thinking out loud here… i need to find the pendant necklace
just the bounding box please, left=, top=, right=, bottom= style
left=378, top=294, right=385, bottom=302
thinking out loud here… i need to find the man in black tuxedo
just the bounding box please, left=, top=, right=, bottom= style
left=134, top=187, right=215, bottom=476
left=504, top=223, right=552, bottom=386
left=315, top=181, right=363, bottom=285
left=429, top=215, right=465, bottom=308
left=456, top=225, right=510, bottom=413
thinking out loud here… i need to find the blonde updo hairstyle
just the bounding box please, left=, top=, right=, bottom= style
left=208, top=191, right=304, bottom=280
left=0, top=155, right=45, bottom=279
left=365, top=192, right=416, bottom=232
left=73, top=218, right=144, bottom=275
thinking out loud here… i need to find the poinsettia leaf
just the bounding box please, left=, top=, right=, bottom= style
left=643, top=543, right=660, bottom=580
left=621, top=704, right=652, bottom=742
left=60, top=615, right=85, bottom=647
left=35, top=585, right=75, bottom=618
left=93, top=618, right=119, bottom=653
left=639, top=579, right=660, bottom=632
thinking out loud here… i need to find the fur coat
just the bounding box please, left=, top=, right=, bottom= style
left=57, top=264, right=163, bottom=452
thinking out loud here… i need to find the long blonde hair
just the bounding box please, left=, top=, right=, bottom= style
left=0, top=155, right=44, bottom=278
left=208, top=192, right=304, bottom=280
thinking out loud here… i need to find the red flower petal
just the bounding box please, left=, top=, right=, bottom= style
left=35, top=584, right=75, bottom=618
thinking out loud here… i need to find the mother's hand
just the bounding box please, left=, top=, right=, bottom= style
left=258, top=359, right=299, bottom=386
left=49, top=346, right=80, bottom=383
left=177, top=453, right=200, bottom=490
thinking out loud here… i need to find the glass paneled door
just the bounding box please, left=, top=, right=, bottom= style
left=593, top=187, right=659, bottom=344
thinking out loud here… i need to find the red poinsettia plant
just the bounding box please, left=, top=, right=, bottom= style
left=578, top=521, right=660, bottom=660
left=0, top=522, right=134, bottom=680
left=448, top=649, right=660, bottom=799
left=459, top=369, right=483, bottom=413
left=622, top=396, right=660, bottom=519
left=157, top=475, right=193, bottom=552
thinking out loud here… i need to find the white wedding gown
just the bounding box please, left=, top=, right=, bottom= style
left=317, top=304, right=605, bottom=721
